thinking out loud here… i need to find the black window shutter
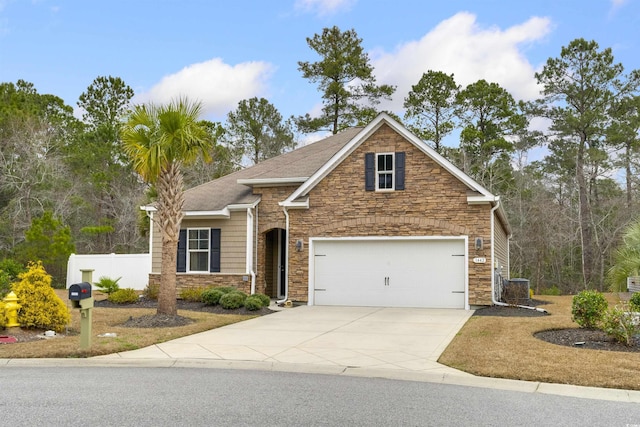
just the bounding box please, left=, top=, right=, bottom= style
left=395, top=152, right=405, bottom=190
left=365, top=152, right=375, bottom=191
left=210, top=228, right=221, bottom=273
left=177, top=229, right=187, bottom=272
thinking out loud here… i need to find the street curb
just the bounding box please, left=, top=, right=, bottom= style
left=2, top=357, right=639, bottom=403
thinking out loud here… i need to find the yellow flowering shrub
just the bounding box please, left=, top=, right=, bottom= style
left=11, top=261, right=70, bottom=332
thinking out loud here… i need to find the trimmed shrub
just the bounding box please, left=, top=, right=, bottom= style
left=571, top=290, right=608, bottom=328
left=11, top=261, right=70, bottom=332
left=143, top=283, right=159, bottom=300
left=216, top=286, right=239, bottom=294
left=244, top=295, right=263, bottom=311
left=94, top=276, right=121, bottom=294
left=232, top=291, right=247, bottom=302
left=600, top=305, right=639, bottom=346
left=108, top=288, right=139, bottom=304
left=253, top=293, right=271, bottom=307
left=179, top=286, right=206, bottom=302
left=220, top=292, right=245, bottom=309
left=629, top=292, right=640, bottom=312
left=201, top=289, right=225, bottom=306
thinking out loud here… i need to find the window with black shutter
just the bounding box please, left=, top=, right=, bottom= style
left=365, top=152, right=405, bottom=191
left=176, top=228, right=221, bottom=272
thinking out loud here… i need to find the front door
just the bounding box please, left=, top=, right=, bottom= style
left=277, top=229, right=286, bottom=299
left=266, top=228, right=287, bottom=299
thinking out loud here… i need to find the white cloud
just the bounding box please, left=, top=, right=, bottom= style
left=294, top=0, right=356, bottom=17
left=136, top=58, right=274, bottom=119
left=370, top=12, right=552, bottom=112
left=609, top=0, right=628, bottom=17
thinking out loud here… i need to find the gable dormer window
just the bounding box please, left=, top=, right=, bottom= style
left=365, top=152, right=405, bottom=191
left=377, top=153, right=394, bottom=190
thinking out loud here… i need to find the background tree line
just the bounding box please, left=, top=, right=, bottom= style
left=0, top=27, right=638, bottom=295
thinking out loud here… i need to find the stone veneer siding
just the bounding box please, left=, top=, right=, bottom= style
left=254, top=123, right=495, bottom=306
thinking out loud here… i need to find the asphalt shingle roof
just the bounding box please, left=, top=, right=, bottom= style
left=182, top=127, right=362, bottom=212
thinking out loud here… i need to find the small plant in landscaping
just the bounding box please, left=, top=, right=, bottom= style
left=600, top=305, right=639, bottom=346
left=108, top=288, right=139, bottom=304
left=179, top=286, right=207, bottom=302
left=253, top=293, right=271, bottom=307
left=93, top=276, right=121, bottom=294
left=143, top=283, right=159, bottom=300
left=220, top=292, right=246, bottom=309
left=11, top=261, right=70, bottom=332
left=244, top=295, right=264, bottom=311
left=629, top=292, right=640, bottom=312
left=201, top=288, right=225, bottom=306
left=571, top=290, right=608, bottom=328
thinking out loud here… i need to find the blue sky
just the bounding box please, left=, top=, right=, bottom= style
left=1, top=0, right=639, bottom=132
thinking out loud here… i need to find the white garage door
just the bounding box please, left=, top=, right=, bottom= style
left=312, top=238, right=466, bottom=308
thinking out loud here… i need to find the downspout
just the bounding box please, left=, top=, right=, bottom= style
left=146, top=209, right=154, bottom=275
left=247, top=207, right=256, bottom=295
left=276, top=206, right=290, bottom=305
left=490, top=198, right=546, bottom=313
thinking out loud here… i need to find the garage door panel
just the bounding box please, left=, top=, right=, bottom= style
left=313, top=239, right=465, bottom=308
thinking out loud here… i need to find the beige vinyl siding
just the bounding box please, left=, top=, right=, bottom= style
left=150, top=210, right=248, bottom=274
left=493, top=216, right=509, bottom=279
left=151, top=216, right=162, bottom=273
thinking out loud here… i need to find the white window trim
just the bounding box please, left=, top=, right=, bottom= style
left=187, top=227, right=210, bottom=273
left=375, top=152, right=395, bottom=192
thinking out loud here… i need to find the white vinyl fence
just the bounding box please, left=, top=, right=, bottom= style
left=66, top=253, right=151, bottom=290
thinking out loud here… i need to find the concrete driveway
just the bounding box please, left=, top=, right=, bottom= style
left=97, top=306, right=473, bottom=376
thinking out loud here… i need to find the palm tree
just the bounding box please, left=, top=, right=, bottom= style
left=607, top=218, right=640, bottom=292
left=121, top=97, right=211, bottom=315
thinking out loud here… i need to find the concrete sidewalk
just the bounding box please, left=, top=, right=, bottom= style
left=95, top=305, right=473, bottom=376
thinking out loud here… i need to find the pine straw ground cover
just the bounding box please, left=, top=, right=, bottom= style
left=439, top=293, right=640, bottom=391
left=0, top=290, right=257, bottom=359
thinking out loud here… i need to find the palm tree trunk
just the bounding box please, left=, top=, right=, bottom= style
left=159, top=236, right=178, bottom=315
left=156, top=162, right=185, bottom=316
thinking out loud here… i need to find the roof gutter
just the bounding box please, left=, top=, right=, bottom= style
left=278, top=197, right=309, bottom=209
left=237, top=177, right=308, bottom=187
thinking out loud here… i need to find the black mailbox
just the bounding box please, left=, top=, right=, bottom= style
left=69, top=282, right=92, bottom=300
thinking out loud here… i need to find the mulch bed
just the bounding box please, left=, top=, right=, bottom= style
left=535, top=328, right=640, bottom=353
left=473, top=299, right=549, bottom=317
left=473, top=300, right=640, bottom=352
left=95, top=297, right=275, bottom=328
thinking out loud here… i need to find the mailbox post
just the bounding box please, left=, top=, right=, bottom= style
left=69, top=282, right=93, bottom=349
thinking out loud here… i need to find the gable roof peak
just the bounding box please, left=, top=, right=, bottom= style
left=283, top=112, right=496, bottom=204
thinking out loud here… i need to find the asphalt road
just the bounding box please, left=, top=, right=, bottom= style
left=1, top=367, right=639, bottom=426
